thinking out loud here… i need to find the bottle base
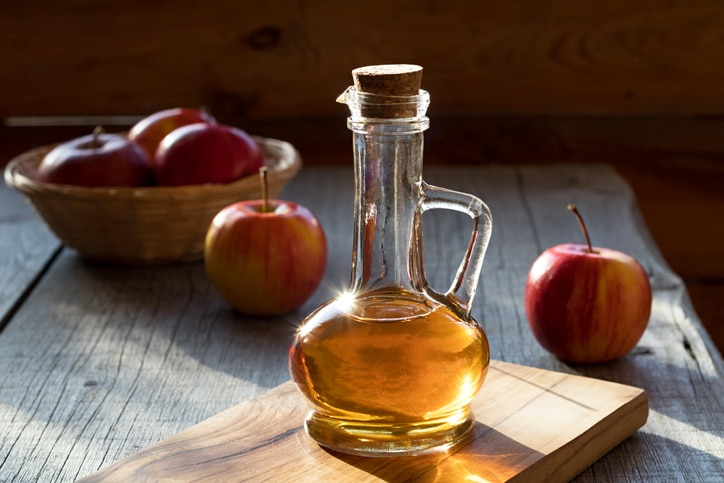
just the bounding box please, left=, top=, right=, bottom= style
left=304, top=410, right=476, bottom=457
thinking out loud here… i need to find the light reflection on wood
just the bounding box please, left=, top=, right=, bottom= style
left=80, top=360, right=647, bottom=482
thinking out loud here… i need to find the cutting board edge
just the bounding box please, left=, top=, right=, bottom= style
left=510, top=387, right=649, bottom=483
left=77, top=361, right=651, bottom=482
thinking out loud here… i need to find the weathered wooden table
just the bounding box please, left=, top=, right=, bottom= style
left=1, top=164, right=723, bottom=481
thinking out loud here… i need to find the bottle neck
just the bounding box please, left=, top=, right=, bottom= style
left=349, top=121, right=427, bottom=294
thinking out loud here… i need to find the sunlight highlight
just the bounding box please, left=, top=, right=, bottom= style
left=335, top=290, right=358, bottom=313
left=644, top=409, right=724, bottom=459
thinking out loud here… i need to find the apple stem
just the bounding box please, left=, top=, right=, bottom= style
left=91, top=125, right=104, bottom=148
left=260, top=167, right=269, bottom=213
left=567, top=204, right=593, bottom=253
left=199, top=105, right=216, bottom=124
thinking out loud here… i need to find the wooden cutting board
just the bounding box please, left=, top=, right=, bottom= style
left=79, top=361, right=648, bottom=482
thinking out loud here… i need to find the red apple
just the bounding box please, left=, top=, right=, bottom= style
left=524, top=204, right=652, bottom=364
left=128, top=107, right=214, bottom=160
left=36, top=128, right=153, bottom=187
left=204, top=189, right=327, bottom=316
left=154, top=123, right=264, bottom=186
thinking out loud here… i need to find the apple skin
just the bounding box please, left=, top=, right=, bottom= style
left=154, top=123, right=264, bottom=186
left=524, top=243, right=652, bottom=364
left=204, top=200, right=327, bottom=316
left=128, top=107, right=214, bottom=160
left=36, top=132, right=153, bottom=187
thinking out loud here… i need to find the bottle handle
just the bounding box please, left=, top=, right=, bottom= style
left=418, top=182, right=492, bottom=317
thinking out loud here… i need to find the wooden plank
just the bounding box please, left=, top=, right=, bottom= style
left=687, top=282, right=724, bottom=355
left=3, top=1, right=724, bottom=118
left=0, top=181, right=60, bottom=330
left=77, top=361, right=649, bottom=483
left=0, top=166, right=721, bottom=482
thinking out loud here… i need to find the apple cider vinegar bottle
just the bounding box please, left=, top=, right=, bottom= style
left=289, top=65, right=493, bottom=456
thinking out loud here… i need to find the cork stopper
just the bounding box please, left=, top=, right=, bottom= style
left=352, top=64, right=423, bottom=96
left=350, top=64, right=423, bottom=118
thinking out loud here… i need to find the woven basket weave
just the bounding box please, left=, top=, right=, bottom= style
left=4, top=136, right=301, bottom=264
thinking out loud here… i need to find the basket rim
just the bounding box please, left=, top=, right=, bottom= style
left=4, top=135, right=302, bottom=200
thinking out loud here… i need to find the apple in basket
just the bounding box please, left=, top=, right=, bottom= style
left=204, top=168, right=327, bottom=316
left=524, top=204, right=652, bottom=364
left=128, top=107, right=214, bottom=159
left=36, top=127, right=153, bottom=187
left=154, top=122, right=264, bottom=186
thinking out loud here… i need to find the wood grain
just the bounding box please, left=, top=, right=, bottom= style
left=3, top=1, right=724, bottom=119
left=0, top=180, right=60, bottom=331
left=0, top=166, right=722, bottom=481
left=78, top=361, right=648, bottom=483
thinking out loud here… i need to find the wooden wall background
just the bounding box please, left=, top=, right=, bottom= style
left=1, top=0, right=723, bottom=351
left=2, top=0, right=724, bottom=118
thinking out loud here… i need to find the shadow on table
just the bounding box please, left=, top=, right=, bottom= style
left=58, top=255, right=299, bottom=391
left=326, top=422, right=544, bottom=483
left=575, top=430, right=724, bottom=481
left=572, top=350, right=722, bottom=423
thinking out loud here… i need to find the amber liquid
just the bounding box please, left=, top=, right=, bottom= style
left=289, top=288, right=490, bottom=456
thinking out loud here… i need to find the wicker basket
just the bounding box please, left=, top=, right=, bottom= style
left=4, top=136, right=302, bottom=264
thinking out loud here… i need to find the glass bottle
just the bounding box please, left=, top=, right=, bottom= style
left=288, top=65, right=493, bottom=457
